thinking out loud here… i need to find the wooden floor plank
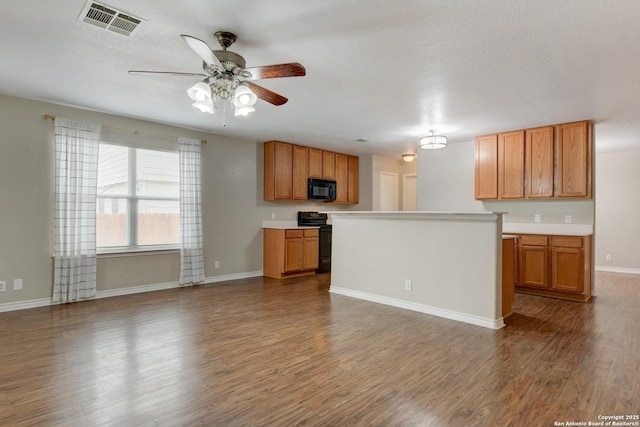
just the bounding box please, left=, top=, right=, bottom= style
left=0, top=272, right=639, bottom=426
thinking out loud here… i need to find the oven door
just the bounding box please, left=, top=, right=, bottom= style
left=317, top=224, right=332, bottom=273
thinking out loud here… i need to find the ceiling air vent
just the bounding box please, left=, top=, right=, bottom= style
left=79, top=1, right=144, bottom=37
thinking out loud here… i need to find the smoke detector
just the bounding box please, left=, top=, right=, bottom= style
left=79, top=1, right=145, bottom=37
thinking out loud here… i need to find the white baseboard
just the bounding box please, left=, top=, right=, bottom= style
left=0, top=270, right=264, bottom=313
left=203, top=270, right=264, bottom=284
left=96, top=280, right=179, bottom=299
left=595, top=266, right=640, bottom=275
left=0, top=298, right=54, bottom=313
left=329, top=286, right=505, bottom=330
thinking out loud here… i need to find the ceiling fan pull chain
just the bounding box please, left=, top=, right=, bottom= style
left=222, top=101, right=227, bottom=127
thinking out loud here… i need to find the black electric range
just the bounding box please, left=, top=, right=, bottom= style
left=298, top=212, right=331, bottom=274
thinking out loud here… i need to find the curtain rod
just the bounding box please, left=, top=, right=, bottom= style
left=42, top=114, right=207, bottom=144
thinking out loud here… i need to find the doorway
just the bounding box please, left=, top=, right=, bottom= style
left=380, top=171, right=399, bottom=211
left=402, top=173, right=417, bottom=210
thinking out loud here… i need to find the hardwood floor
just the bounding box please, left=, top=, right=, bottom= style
left=0, top=271, right=638, bottom=426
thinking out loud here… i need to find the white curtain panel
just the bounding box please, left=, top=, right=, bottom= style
left=53, top=117, right=101, bottom=303
left=178, top=137, right=205, bottom=285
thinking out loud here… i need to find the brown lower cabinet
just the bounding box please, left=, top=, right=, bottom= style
left=263, top=228, right=319, bottom=279
left=515, top=234, right=592, bottom=302
left=502, top=237, right=516, bottom=318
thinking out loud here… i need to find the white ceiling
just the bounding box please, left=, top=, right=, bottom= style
left=2, top=1, right=640, bottom=156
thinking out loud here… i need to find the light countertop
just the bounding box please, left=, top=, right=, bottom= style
left=502, top=223, right=593, bottom=236
left=261, top=220, right=320, bottom=229
left=322, top=211, right=505, bottom=222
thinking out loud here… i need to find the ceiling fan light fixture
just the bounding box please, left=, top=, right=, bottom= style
left=419, top=130, right=448, bottom=150
left=233, top=85, right=257, bottom=108
left=234, top=105, right=255, bottom=117
left=192, top=99, right=215, bottom=114
left=187, top=81, right=212, bottom=102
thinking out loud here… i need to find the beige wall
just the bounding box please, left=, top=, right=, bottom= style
left=595, top=149, right=640, bottom=271
left=416, top=140, right=595, bottom=225
left=0, top=94, right=367, bottom=305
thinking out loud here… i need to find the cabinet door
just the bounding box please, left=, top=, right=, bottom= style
left=555, top=121, right=591, bottom=198
left=322, top=151, right=336, bottom=180
left=273, top=142, right=293, bottom=200
left=498, top=131, right=525, bottom=199
left=347, top=155, right=359, bottom=204
left=550, top=247, right=584, bottom=293
left=302, top=230, right=319, bottom=270
left=284, top=237, right=303, bottom=272
left=309, top=148, right=323, bottom=178
left=518, top=245, right=548, bottom=289
left=334, top=154, right=348, bottom=203
left=525, top=126, right=554, bottom=198
left=550, top=236, right=585, bottom=293
left=292, top=145, right=309, bottom=200
left=475, top=135, right=498, bottom=199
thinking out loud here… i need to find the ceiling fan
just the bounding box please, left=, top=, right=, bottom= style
left=129, top=31, right=306, bottom=116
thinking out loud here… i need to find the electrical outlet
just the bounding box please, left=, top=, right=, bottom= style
left=271, top=212, right=276, bottom=220
left=404, top=279, right=412, bottom=291
left=606, top=254, right=612, bottom=261
left=534, top=214, right=541, bottom=223
left=214, top=260, right=220, bottom=269
left=0, top=281, right=5, bottom=292
left=13, top=278, right=23, bottom=291
left=565, top=215, right=572, bottom=224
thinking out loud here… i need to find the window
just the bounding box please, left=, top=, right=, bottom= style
left=96, top=143, right=180, bottom=251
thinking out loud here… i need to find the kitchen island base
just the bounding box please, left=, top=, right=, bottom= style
left=326, top=211, right=506, bottom=329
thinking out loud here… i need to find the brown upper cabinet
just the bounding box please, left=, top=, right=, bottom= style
left=555, top=121, right=592, bottom=198
left=335, top=153, right=349, bottom=203
left=347, top=155, right=359, bottom=204
left=322, top=151, right=336, bottom=180
left=308, top=148, right=323, bottom=178
left=525, top=126, right=554, bottom=198
left=475, top=134, right=498, bottom=199
left=264, top=141, right=293, bottom=200
left=292, top=145, right=309, bottom=200
left=498, top=130, right=525, bottom=199
left=475, top=120, right=592, bottom=200
left=264, top=141, right=359, bottom=204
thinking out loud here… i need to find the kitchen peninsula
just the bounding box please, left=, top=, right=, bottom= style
left=325, top=211, right=506, bottom=329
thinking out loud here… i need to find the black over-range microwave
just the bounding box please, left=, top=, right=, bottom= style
left=308, top=178, right=336, bottom=201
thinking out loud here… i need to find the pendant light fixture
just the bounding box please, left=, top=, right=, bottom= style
left=419, top=129, right=448, bottom=150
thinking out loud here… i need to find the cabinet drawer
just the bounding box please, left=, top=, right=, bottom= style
left=551, top=236, right=583, bottom=248
left=519, top=235, right=548, bottom=246
left=304, top=229, right=319, bottom=237
left=285, top=229, right=304, bottom=238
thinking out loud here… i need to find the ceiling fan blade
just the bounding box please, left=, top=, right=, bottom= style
left=242, top=63, right=306, bottom=80
left=180, top=34, right=224, bottom=69
left=128, top=70, right=208, bottom=77
left=245, top=81, right=288, bottom=106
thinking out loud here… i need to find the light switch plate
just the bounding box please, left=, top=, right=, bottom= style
left=13, top=278, right=23, bottom=291
left=0, top=281, right=6, bottom=292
